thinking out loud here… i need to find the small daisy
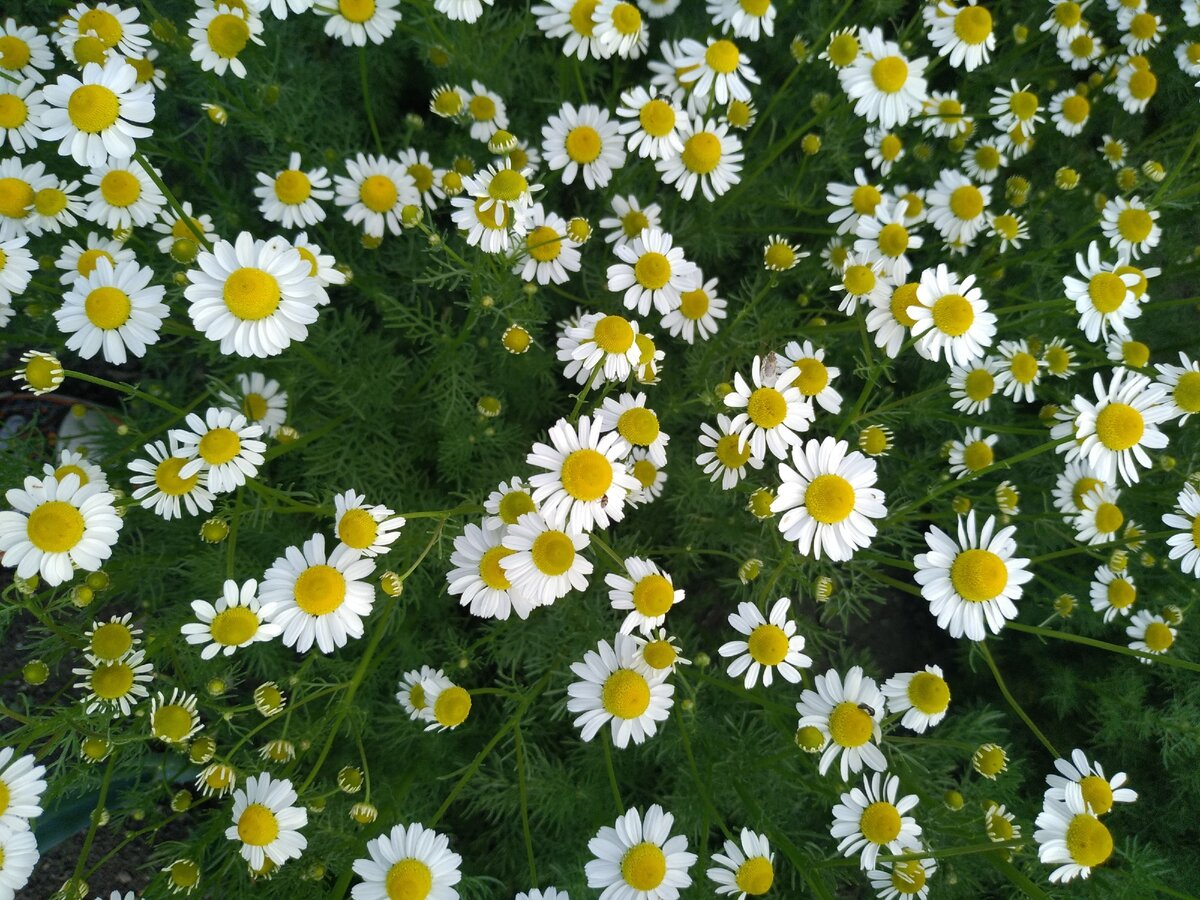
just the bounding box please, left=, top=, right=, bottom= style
left=833, top=252, right=890, bottom=315
left=1048, top=88, right=1091, bottom=136
left=1045, top=748, right=1137, bottom=814
left=0, top=747, right=46, bottom=832
left=676, top=36, right=759, bottom=104
left=1034, top=782, right=1114, bottom=883
left=0, top=472, right=121, bottom=586
left=1100, top=196, right=1160, bottom=259
left=55, top=256, right=167, bottom=366
left=527, top=416, right=640, bottom=533
left=184, top=231, right=321, bottom=358
left=334, top=153, right=419, bottom=238
left=1052, top=460, right=1107, bottom=517
left=127, top=48, right=166, bottom=89
left=149, top=689, right=202, bottom=744
left=633, top=628, right=688, bottom=674
left=719, top=597, right=811, bottom=689
left=865, top=281, right=920, bottom=358
left=725, top=355, right=814, bottom=460
left=586, top=805, right=696, bottom=897
left=0, top=235, right=35, bottom=304
left=795, top=666, right=887, bottom=779
left=1175, top=40, right=1200, bottom=77
left=626, top=449, right=667, bottom=507
left=127, top=436, right=215, bottom=520
left=57, top=3, right=151, bottom=56
left=920, top=91, right=972, bottom=139
left=435, top=0, right=493, bottom=22
left=41, top=447, right=107, bottom=495
left=866, top=849, right=937, bottom=900
left=516, top=204, right=581, bottom=286
left=1057, top=27, right=1103, bottom=69
left=831, top=772, right=923, bottom=870
left=182, top=578, right=280, bottom=659
left=73, top=648, right=153, bottom=716
left=963, top=140, right=1007, bottom=184
left=285, top=232, right=345, bottom=302
left=500, top=512, right=592, bottom=607
left=0, top=19, right=54, bottom=83
left=838, top=27, right=929, bottom=129
left=188, top=2, right=264, bottom=78
left=254, top=152, right=332, bottom=229
left=1043, top=336, right=1078, bottom=379
left=396, top=666, right=449, bottom=721
left=558, top=311, right=643, bottom=386
left=1090, top=565, right=1137, bottom=622
left=532, top=0, right=607, bottom=60
left=657, top=116, right=743, bottom=201
left=568, top=632, right=673, bottom=747
left=855, top=201, right=923, bottom=281
left=987, top=210, right=1027, bottom=250
left=697, top=414, right=763, bottom=489
left=26, top=174, right=84, bottom=236
left=1153, top=353, right=1200, bottom=423
left=422, top=679, right=473, bottom=732
left=1126, top=610, right=1177, bottom=660
left=605, top=557, right=683, bottom=635
left=616, top=85, right=683, bottom=160
left=595, top=392, right=670, bottom=466
left=40, top=57, right=154, bottom=167
left=775, top=341, right=841, bottom=413
left=709, top=0, right=775, bottom=40
left=864, top=127, right=905, bottom=175
left=1163, top=485, right=1200, bottom=577
left=153, top=200, right=216, bottom=256
left=542, top=102, right=625, bottom=190
left=465, top=80, right=508, bottom=141
left=820, top=27, right=860, bottom=69
left=1111, top=60, right=1158, bottom=114
left=910, top=264, right=996, bottom=366
left=350, top=822, right=462, bottom=900
left=259, top=533, right=377, bottom=654
left=827, top=169, right=883, bottom=235
left=601, top=194, right=662, bottom=249
left=0, top=824, right=38, bottom=898
left=993, top=339, right=1043, bottom=402
left=316, top=0, right=401, bottom=46
left=227, top=774, right=307, bottom=871
left=83, top=154, right=168, bottom=230
left=661, top=274, right=725, bottom=344
left=216, top=372, right=288, bottom=436
left=707, top=828, right=775, bottom=898
left=913, top=511, right=1032, bottom=641
left=1108, top=333, right=1149, bottom=370
left=926, top=170, right=990, bottom=244
left=0, top=78, right=46, bottom=154
left=608, top=227, right=698, bottom=317
left=172, top=407, right=266, bottom=494
left=762, top=234, right=805, bottom=272
left=333, top=489, right=404, bottom=558
left=948, top=428, right=998, bottom=480
left=1063, top=241, right=1142, bottom=342
left=483, top=477, right=537, bottom=530
left=449, top=182, right=527, bottom=255
left=928, top=0, right=995, bottom=70
left=447, top=519, right=537, bottom=621
left=772, top=436, right=886, bottom=562
left=593, top=0, right=649, bottom=59
left=1073, top=485, right=1125, bottom=545
left=882, top=665, right=951, bottom=733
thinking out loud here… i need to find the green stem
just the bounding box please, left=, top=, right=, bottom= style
left=985, top=852, right=1052, bottom=899
left=514, top=725, right=538, bottom=886
left=359, top=47, right=384, bottom=155
left=601, top=737, right=623, bottom=816
left=132, top=150, right=212, bottom=251
left=1029, top=530, right=1175, bottom=564
left=1008, top=622, right=1200, bottom=673
left=71, top=756, right=115, bottom=887
left=65, top=369, right=183, bottom=415
left=977, top=642, right=1059, bottom=758
left=816, top=839, right=1025, bottom=868
left=674, top=704, right=732, bottom=840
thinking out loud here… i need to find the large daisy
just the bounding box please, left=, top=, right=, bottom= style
left=55, top=256, right=167, bottom=366
left=126, top=435, right=215, bottom=520
left=446, top=519, right=537, bottom=621
left=795, top=666, right=887, bottom=779
left=40, top=57, right=154, bottom=167
left=724, top=355, right=814, bottom=460
left=567, top=633, right=674, bottom=748
left=500, top=512, right=592, bottom=607
left=585, top=805, right=696, bottom=898
left=909, top=264, right=996, bottom=366
left=831, top=772, right=923, bottom=870
left=718, top=597, right=812, bottom=688
left=606, top=226, right=698, bottom=317
left=182, top=578, right=280, bottom=659
left=226, top=773, right=308, bottom=871
left=350, top=822, right=462, bottom=900
left=838, top=26, right=929, bottom=129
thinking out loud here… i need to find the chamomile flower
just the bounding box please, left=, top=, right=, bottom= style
left=217, top=372, right=288, bottom=437
left=1090, top=565, right=1137, bottom=621
left=532, top=0, right=607, bottom=60
left=40, top=57, right=154, bottom=167
left=0, top=473, right=121, bottom=586
left=58, top=3, right=151, bottom=56
left=254, top=152, right=332, bottom=229
left=0, top=235, right=35, bottom=303
left=1050, top=368, right=1170, bottom=485
left=855, top=201, right=922, bottom=281
left=542, top=102, right=625, bottom=190
left=605, top=557, right=683, bottom=635
left=25, top=174, right=84, bottom=237
left=149, top=689, right=202, bottom=745
left=675, top=37, right=759, bottom=104
left=127, top=436, right=215, bottom=520
left=0, top=824, right=37, bottom=898
left=947, top=427, right=998, bottom=478
left=447, top=519, right=537, bottom=621
left=719, top=597, right=811, bottom=689
left=450, top=182, right=526, bottom=254
left=838, top=27, right=929, bottom=129
left=633, top=628, right=688, bottom=674
left=558, top=311, right=643, bottom=386
left=185, top=231, right=321, bottom=358
left=913, top=511, right=1032, bottom=641
left=396, top=666, right=447, bottom=721
left=0, top=19, right=53, bottom=84
left=696, top=414, right=763, bottom=488
left=188, top=2, right=264, bottom=78
left=500, top=512, right=592, bottom=606
left=772, top=437, right=886, bottom=561
left=483, top=478, right=537, bottom=530
left=41, top=449, right=108, bottom=494
left=607, top=227, right=697, bottom=316
left=867, top=850, right=937, bottom=900
left=259, top=532, right=377, bottom=654
left=1175, top=40, right=1200, bottom=76
left=626, top=448, right=667, bottom=506
left=1163, top=485, right=1200, bottom=577
left=55, top=256, right=167, bottom=365
left=1034, top=782, right=1114, bottom=883
left=796, top=668, right=886, bottom=780
left=0, top=79, right=46, bottom=154
left=568, top=633, right=673, bottom=747
left=1045, top=748, right=1137, bottom=814
left=616, top=85, right=683, bottom=160
left=775, top=341, right=841, bottom=413
left=1064, top=242, right=1142, bottom=341
left=284, top=233, right=344, bottom=302
left=1048, top=88, right=1091, bottom=136
left=423, top=679, right=472, bottom=732
left=334, top=153, right=418, bottom=238
left=182, top=578, right=279, bottom=659
left=1058, top=27, right=1104, bottom=70
left=515, top=205, right=580, bottom=286
left=827, top=168, right=884, bottom=235
left=920, top=90, right=972, bottom=139
left=333, top=489, right=404, bottom=558
left=153, top=201, right=216, bottom=255
left=707, top=829, right=774, bottom=898
left=1118, top=7, right=1162, bottom=53
left=593, top=0, right=649, bottom=59
left=865, top=281, right=920, bottom=358
left=527, top=415, right=640, bottom=532
left=516, top=890, right=567, bottom=900
left=725, top=355, right=814, bottom=460
left=987, top=209, right=1027, bottom=250
left=595, top=393, right=670, bottom=466
left=172, top=407, right=266, bottom=494
left=227, top=774, right=307, bottom=871
left=864, top=127, right=905, bottom=175
left=882, top=665, right=951, bottom=733
left=963, top=139, right=1006, bottom=184
left=927, top=170, right=990, bottom=244
left=0, top=747, right=46, bottom=832
left=464, top=80, right=507, bottom=141
left=586, top=804, right=695, bottom=898
left=657, top=116, right=743, bottom=201
left=1127, top=610, right=1177, bottom=659
left=435, top=0, right=493, bottom=21
left=1074, top=485, right=1125, bottom=544
left=910, top=264, right=996, bottom=366
left=317, top=0, right=400, bottom=45
left=760, top=234, right=803, bottom=272
left=928, top=0, right=995, bottom=70
left=1100, top=195, right=1160, bottom=259
left=820, top=27, right=861, bottom=69
left=991, top=79, right=1043, bottom=133
left=350, top=822, right=462, bottom=900
left=1043, top=337, right=1078, bottom=379
left=1146, top=352, right=1200, bottom=424
left=74, top=648, right=153, bottom=716
left=832, top=773, right=923, bottom=870
left=994, top=339, right=1043, bottom=402
left=601, top=194, right=662, bottom=249
left=1052, top=460, right=1107, bottom=517
left=661, top=274, right=725, bottom=343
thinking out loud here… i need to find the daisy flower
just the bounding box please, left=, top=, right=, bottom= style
left=1042, top=336, right=1077, bottom=379
left=865, top=281, right=920, bottom=358
left=0, top=472, right=121, bottom=586
left=820, top=27, right=860, bottom=68
left=259, top=532, right=377, bottom=654
left=718, top=597, right=811, bottom=689
left=920, top=91, right=972, bottom=139
left=867, top=849, right=937, bottom=900
left=988, top=210, right=1027, bottom=250
left=831, top=772, right=923, bottom=870
left=0, top=235, right=35, bottom=304
left=1099, top=195, right=1160, bottom=259
left=153, top=200, right=216, bottom=256
left=185, top=230, right=321, bottom=358
left=1107, top=334, right=1149, bottom=370
left=127, top=436, right=215, bottom=520
left=1073, top=485, right=1124, bottom=545
left=73, top=648, right=153, bottom=716
left=423, top=679, right=473, bottom=732
left=254, top=152, right=332, bottom=229
left=531, top=0, right=607, bottom=60
left=447, top=519, right=537, bottom=621
left=0, top=747, right=46, bottom=832
left=173, top=407, right=266, bottom=494
left=558, top=311, right=642, bottom=386
left=607, top=226, right=698, bottom=317
left=1041, top=0, right=1086, bottom=39
left=334, top=153, right=419, bottom=238
left=541, top=102, right=625, bottom=190
left=149, top=689, right=202, bottom=745
left=928, top=0, right=995, bottom=70
left=775, top=341, right=840, bottom=413
left=1126, top=610, right=1177, bottom=659
left=725, top=354, right=814, bottom=460
left=926, top=170, right=990, bottom=244
left=762, top=234, right=804, bottom=272
left=586, top=805, right=696, bottom=897
left=1163, top=485, right=1200, bottom=577
left=1045, top=748, right=1137, bottom=814
left=626, top=448, right=667, bottom=506
left=772, top=436, right=886, bottom=561
left=55, top=256, right=167, bottom=366
left=947, top=428, right=998, bottom=479
left=465, top=80, right=508, bottom=141
left=41, top=448, right=107, bottom=494
left=0, top=19, right=54, bottom=83
left=795, top=666, right=887, bottom=779
left=0, top=824, right=37, bottom=899
left=332, top=489, right=404, bottom=558
left=1050, top=368, right=1170, bottom=485
left=661, top=274, right=726, bottom=343
left=1057, top=27, right=1103, bottom=69
left=882, top=665, right=951, bottom=733
left=188, top=2, right=264, bottom=78
left=605, top=557, right=683, bottom=635
left=596, top=392, right=669, bottom=465
left=708, top=0, right=776, bottom=40
left=827, top=168, right=884, bottom=235
left=913, top=511, right=1032, bottom=641
left=469, top=161, right=541, bottom=226
left=1063, top=241, right=1142, bottom=341
left=26, top=174, right=84, bottom=237
left=962, top=138, right=1006, bottom=184
left=227, top=774, right=307, bottom=871
left=182, top=578, right=280, bottom=659
left=834, top=251, right=890, bottom=315
left=616, top=85, right=683, bottom=160
left=396, top=665, right=448, bottom=721
left=286, top=232, right=345, bottom=302
left=656, top=116, right=743, bottom=201
left=500, top=512, right=592, bottom=606
left=40, top=57, right=154, bottom=167
left=707, top=828, right=774, bottom=898
left=1048, top=88, right=1091, bottom=136
left=57, top=2, right=151, bottom=55
left=910, top=264, right=996, bottom=366
left=864, top=127, right=905, bottom=175
left=516, top=204, right=580, bottom=286
left=12, top=351, right=62, bottom=396
left=838, top=26, right=929, bottom=129
left=633, top=629, right=688, bottom=674
left=601, top=193, right=662, bottom=249
left=217, top=372, right=288, bottom=436
left=1176, top=40, right=1200, bottom=77
left=483, top=477, right=537, bottom=529
left=350, top=822, right=462, bottom=900
left=1153, top=353, right=1200, bottom=423
left=1052, top=460, right=1106, bottom=517
left=593, top=0, right=649, bottom=59
left=855, top=201, right=922, bottom=281
left=1111, top=61, right=1158, bottom=114
left=0, top=78, right=46, bottom=154
left=568, top=632, right=673, bottom=747
left=1089, top=565, right=1137, bottom=622
left=516, top=890, right=567, bottom=900
left=993, top=339, right=1042, bottom=402
left=676, top=37, right=759, bottom=104
left=316, top=0, right=401, bottom=46
left=1034, top=782, right=1114, bottom=883
left=696, top=414, right=763, bottom=488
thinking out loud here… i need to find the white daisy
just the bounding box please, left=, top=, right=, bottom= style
left=254, top=151, right=332, bottom=229
left=0, top=747, right=46, bottom=832
left=217, top=372, right=288, bottom=436
left=632, top=628, right=688, bottom=674
left=831, top=772, right=923, bottom=870
left=947, top=427, right=998, bottom=479
left=1034, top=782, right=1114, bottom=883
left=626, top=448, right=667, bottom=507
left=465, top=80, right=508, bottom=141
left=657, top=116, right=743, bottom=201
left=568, top=633, right=674, bottom=748
left=40, top=448, right=108, bottom=495
left=607, top=227, right=698, bottom=316
left=928, top=0, right=995, bottom=70
left=838, top=26, right=929, bottom=129
left=1063, top=241, right=1142, bottom=342
left=864, top=127, right=905, bottom=175
left=724, top=354, right=814, bottom=460
left=149, top=688, right=202, bottom=744
left=350, top=822, right=462, bottom=900
left=1048, top=88, right=1091, bottom=136
left=865, top=281, right=920, bottom=359
left=708, top=0, right=775, bottom=40
left=881, top=665, right=951, bottom=733
left=707, top=828, right=774, bottom=898
left=866, top=849, right=937, bottom=900
left=127, top=435, right=215, bottom=520
left=854, top=201, right=922, bottom=281
left=25, top=174, right=84, bottom=237
left=395, top=665, right=448, bottom=721
left=827, top=168, right=884, bottom=234
left=0, top=234, right=35, bottom=304
left=557, top=311, right=643, bottom=386
left=483, top=477, right=537, bottom=529
left=1126, top=610, right=1177, bottom=659
left=259, top=532, right=377, bottom=654
left=718, top=597, right=812, bottom=689
left=57, top=2, right=151, bottom=57
left=910, top=264, right=996, bottom=367
left=0, top=824, right=38, bottom=899
left=447, top=519, right=537, bottom=621
left=330, top=489, right=404, bottom=561
left=334, top=153, right=419, bottom=238
left=1051, top=460, right=1106, bottom=518
left=795, top=666, right=887, bottom=779
left=73, top=648, right=153, bottom=716
left=616, top=85, right=683, bottom=160
left=595, top=392, right=670, bottom=466
left=606, top=557, right=683, bottom=635
left=0, top=78, right=46, bottom=154
left=1089, top=565, right=1137, bottom=622
left=172, top=407, right=266, bottom=494
left=696, top=414, right=763, bottom=489
left=423, top=678, right=473, bottom=731
left=542, top=102, right=626, bottom=190
left=920, top=90, right=972, bottom=139
left=593, top=0, right=649, bottom=59
left=1073, top=485, right=1125, bottom=545
left=1110, top=60, right=1158, bottom=113
left=316, top=0, right=401, bottom=46
left=661, top=274, right=726, bottom=343
left=1163, top=485, right=1200, bottom=578
left=500, top=512, right=592, bottom=607
left=1153, top=353, right=1200, bottom=424
left=0, top=19, right=54, bottom=83
left=913, top=511, right=1033, bottom=641
left=832, top=250, right=890, bottom=315
left=55, top=256, right=166, bottom=366
left=435, top=0, right=493, bottom=22
left=515, top=204, right=581, bottom=286
left=188, top=2, right=264, bottom=78
left=963, top=140, right=1007, bottom=184
left=600, top=193, right=662, bottom=249
left=39, top=57, right=154, bottom=167
left=286, top=232, right=345, bottom=302
left=1099, top=195, right=1160, bottom=259
left=532, top=0, right=607, bottom=60
left=675, top=36, right=759, bottom=104
left=227, top=773, right=307, bottom=871
left=153, top=200, right=216, bottom=256
left=182, top=578, right=280, bottom=659
left=1045, top=748, right=1137, bottom=814
left=947, top=357, right=1001, bottom=415
left=777, top=340, right=842, bottom=413
left=926, top=170, right=990, bottom=244
left=992, top=339, right=1042, bottom=402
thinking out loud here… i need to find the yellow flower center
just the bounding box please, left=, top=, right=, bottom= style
left=610, top=2, right=642, bottom=36
left=617, top=407, right=660, bottom=446
left=1093, top=502, right=1123, bottom=535
left=1010, top=352, right=1038, bottom=384
left=478, top=545, right=514, bottom=590
left=68, top=84, right=120, bottom=133
left=497, top=490, right=535, bottom=525
left=339, top=0, right=376, bottom=23
left=705, top=39, right=740, bottom=74
left=238, top=804, right=280, bottom=847
left=907, top=672, right=950, bottom=714
left=880, top=133, right=903, bottom=160
left=561, top=448, right=613, bottom=502
left=643, top=639, right=677, bottom=669
left=1116, top=207, right=1153, bottom=242
left=639, top=97, right=676, bottom=136
left=949, top=185, right=984, bottom=221
left=0, top=177, right=32, bottom=218
left=199, top=427, right=241, bottom=465
left=851, top=183, right=882, bottom=215
left=975, top=146, right=1002, bottom=172
left=804, top=473, right=855, bottom=524
left=1066, top=814, right=1113, bottom=868
left=274, top=169, right=311, bottom=204
left=735, top=856, right=774, bottom=895
left=569, top=0, right=599, bottom=36
left=468, top=93, right=495, bottom=121
left=71, top=34, right=108, bottom=65
left=1129, top=12, right=1156, bottom=39
left=861, top=426, right=890, bottom=455
left=891, top=859, right=928, bottom=894
left=1107, top=577, right=1135, bottom=609
left=1054, top=2, right=1082, bottom=26
left=488, top=168, right=527, bottom=201
left=565, top=125, right=602, bottom=163
left=826, top=32, right=859, bottom=67
left=1095, top=402, right=1144, bottom=451
left=54, top=463, right=89, bottom=486
left=950, top=548, right=1008, bottom=601
left=154, top=456, right=199, bottom=497
left=877, top=223, right=909, bottom=257
left=747, top=386, right=787, bottom=428
left=937, top=98, right=964, bottom=122
left=603, top=668, right=651, bottom=719
left=632, top=573, right=675, bottom=617
left=1089, top=271, right=1134, bottom=315
left=1079, top=775, right=1114, bottom=815
left=385, top=858, right=433, bottom=900
left=1144, top=621, right=1174, bottom=652
left=740, top=0, right=771, bottom=12
left=932, top=292, right=975, bottom=336
left=0, top=94, right=26, bottom=129
left=871, top=56, right=908, bottom=93
left=954, top=5, right=992, bottom=44
left=27, top=500, right=85, bottom=552
left=764, top=242, right=795, bottom=269
left=77, top=8, right=123, bottom=46
left=1171, top=371, right=1200, bottom=414
left=360, top=174, right=397, bottom=212
left=860, top=801, right=902, bottom=844
left=962, top=439, right=993, bottom=471
left=208, top=13, right=250, bottom=58
left=223, top=267, right=281, bottom=320
left=790, top=359, right=827, bottom=397
left=84, top=286, right=132, bottom=329
left=890, top=283, right=920, bottom=327
left=531, top=529, right=576, bottom=575
left=210, top=606, right=259, bottom=646
left=293, top=564, right=347, bottom=615
left=1069, top=33, right=1095, bottom=58
left=337, top=508, right=378, bottom=550
left=682, top=131, right=722, bottom=174
left=1071, top=477, right=1103, bottom=510
left=593, top=314, right=634, bottom=353
left=153, top=704, right=194, bottom=742
left=715, top=434, right=751, bottom=469
left=747, top=622, right=790, bottom=665
left=91, top=660, right=134, bottom=699
left=0, top=36, right=32, bottom=71
left=844, top=264, right=876, bottom=296
left=129, top=55, right=156, bottom=83
left=679, top=286, right=710, bottom=319
left=632, top=459, right=658, bottom=488
left=1045, top=345, right=1071, bottom=375
left=634, top=251, right=672, bottom=289
left=473, top=197, right=509, bottom=230
left=828, top=700, right=873, bottom=747
left=34, top=187, right=68, bottom=216
left=434, top=685, right=471, bottom=727
left=620, top=210, right=649, bottom=239
left=1061, top=94, right=1089, bottom=125
left=90, top=622, right=133, bottom=660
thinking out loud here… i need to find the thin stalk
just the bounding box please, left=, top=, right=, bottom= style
left=71, top=756, right=116, bottom=887
left=514, top=725, right=538, bottom=886
left=977, top=643, right=1060, bottom=758
left=65, top=369, right=183, bottom=415
left=131, top=150, right=212, bottom=251
left=601, top=738, right=623, bottom=816
left=1008, top=622, right=1200, bottom=673
left=359, top=47, right=384, bottom=155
